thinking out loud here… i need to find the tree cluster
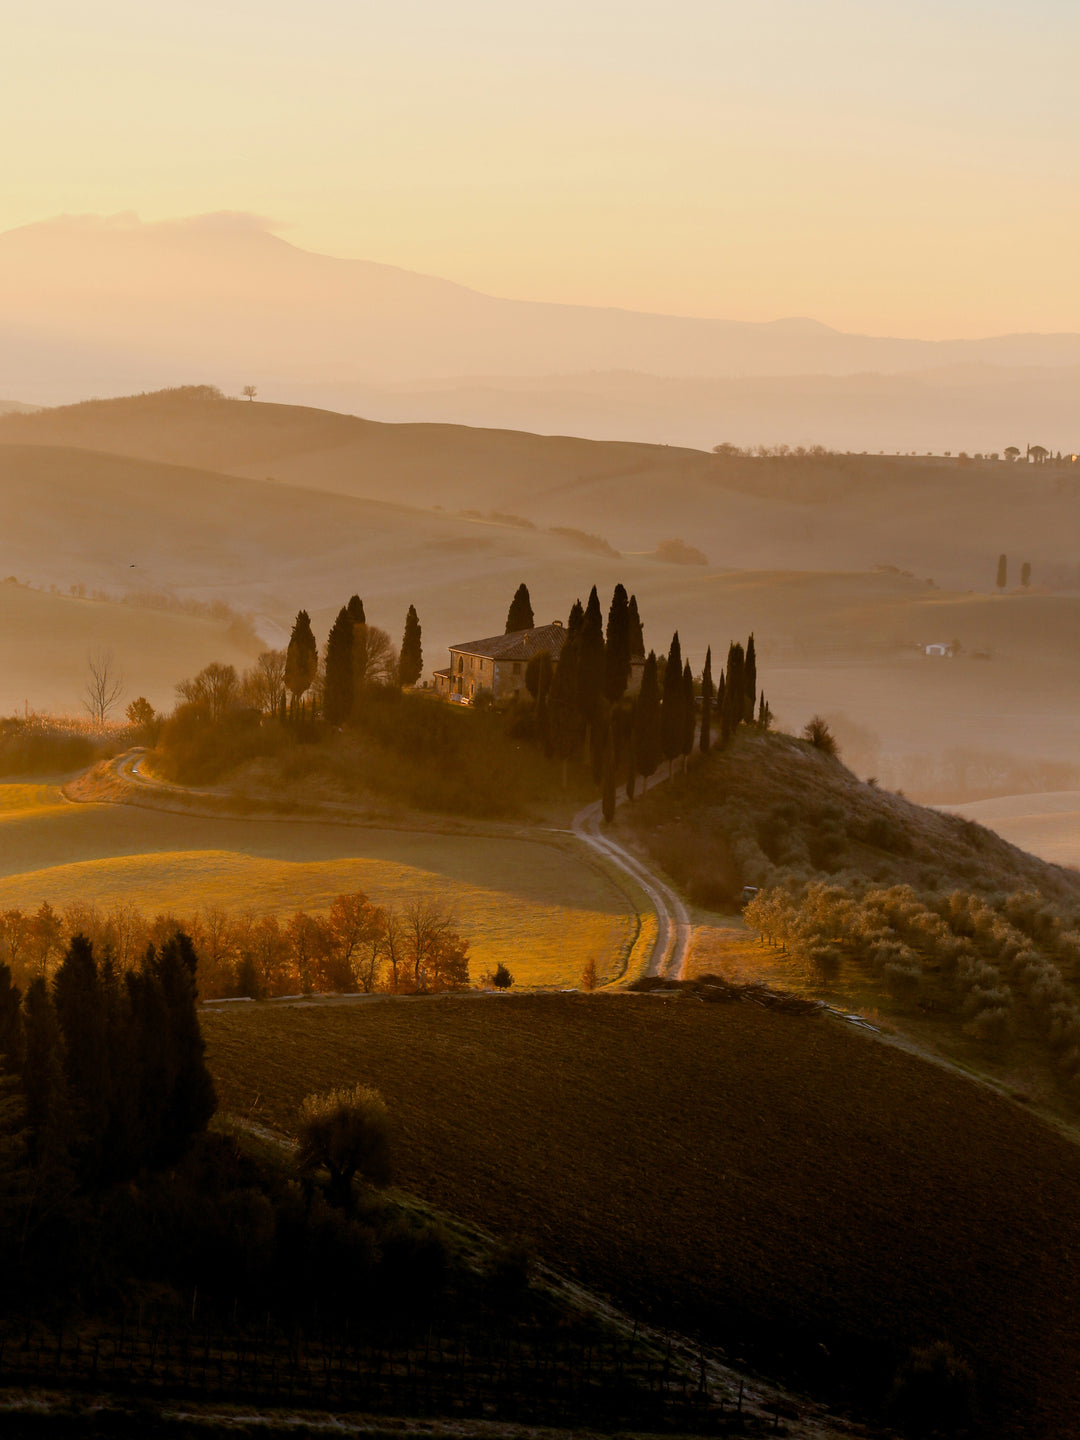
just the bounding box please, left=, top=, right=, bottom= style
left=531, top=580, right=765, bottom=811
left=0, top=893, right=470, bottom=1000
left=0, top=930, right=217, bottom=1217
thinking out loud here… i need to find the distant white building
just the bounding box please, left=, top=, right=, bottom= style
left=925, top=643, right=952, bottom=657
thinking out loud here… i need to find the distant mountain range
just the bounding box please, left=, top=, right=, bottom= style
left=1, top=213, right=1078, bottom=448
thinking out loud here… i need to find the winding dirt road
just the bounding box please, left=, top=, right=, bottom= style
left=572, top=773, right=692, bottom=980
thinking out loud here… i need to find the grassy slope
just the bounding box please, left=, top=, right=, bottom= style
left=3, top=390, right=1076, bottom=592
left=628, top=728, right=1080, bottom=906
left=0, top=782, right=634, bottom=987
left=205, top=993, right=1080, bottom=1435
left=0, top=582, right=260, bottom=716
left=627, top=730, right=1080, bottom=1113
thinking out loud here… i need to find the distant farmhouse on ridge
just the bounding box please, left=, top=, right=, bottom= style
left=434, top=622, right=568, bottom=703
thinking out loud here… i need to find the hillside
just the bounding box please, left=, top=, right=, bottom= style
left=628, top=728, right=1080, bottom=907
left=3, top=388, right=1078, bottom=595
left=4, top=395, right=1080, bottom=809
left=205, top=992, right=1080, bottom=1436
left=0, top=581, right=260, bottom=716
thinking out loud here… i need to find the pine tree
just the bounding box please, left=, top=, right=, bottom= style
left=744, top=633, right=757, bottom=724
left=681, top=661, right=695, bottom=767
left=505, top=583, right=534, bottom=633
left=634, top=652, right=663, bottom=781
left=700, top=646, right=713, bottom=754
left=627, top=594, right=645, bottom=659
left=323, top=606, right=355, bottom=724
left=285, top=610, right=319, bottom=719
left=996, top=554, right=1007, bottom=590
left=604, top=584, right=631, bottom=702
left=399, top=604, right=423, bottom=687
left=661, top=633, right=684, bottom=776
left=346, top=595, right=366, bottom=626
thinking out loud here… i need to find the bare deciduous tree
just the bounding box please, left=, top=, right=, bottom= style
left=242, top=385, right=257, bottom=402
left=242, top=649, right=287, bottom=715
left=83, top=648, right=124, bottom=725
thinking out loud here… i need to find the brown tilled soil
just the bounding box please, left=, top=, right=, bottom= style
left=205, top=992, right=1080, bottom=1437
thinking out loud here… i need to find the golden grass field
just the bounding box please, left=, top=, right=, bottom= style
left=204, top=993, right=1080, bottom=1435
left=0, top=782, right=636, bottom=987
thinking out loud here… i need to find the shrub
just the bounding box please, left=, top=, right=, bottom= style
left=888, top=1340, right=975, bottom=1433
left=808, top=945, right=842, bottom=983
left=802, top=716, right=839, bottom=756
left=884, top=961, right=922, bottom=1004
left=490, top=962, right=514, bottom=990
left=297, top=1085, right=391, bottom=1212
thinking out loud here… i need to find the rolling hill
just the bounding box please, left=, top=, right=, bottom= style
left=3, top=213, right=1080, bottom=448
left=3, top=391, right=1080, bottom=807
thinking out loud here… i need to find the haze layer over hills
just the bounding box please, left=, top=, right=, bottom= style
left=2, top=388, right=1080, bottom=825
left=3, top=214, right=1080, bottom=451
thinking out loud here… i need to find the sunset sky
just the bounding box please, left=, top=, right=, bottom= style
left=5, top=0, right=1078, bottom=337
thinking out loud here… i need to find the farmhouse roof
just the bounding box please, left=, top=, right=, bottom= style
left=450, top=622, right=567, bottom=662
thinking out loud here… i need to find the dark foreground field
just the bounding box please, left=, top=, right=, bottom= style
left=205, top=993, right=1080, bottom=1436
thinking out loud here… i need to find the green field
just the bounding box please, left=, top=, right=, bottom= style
left=204, top=992, right=1080, bottom=1437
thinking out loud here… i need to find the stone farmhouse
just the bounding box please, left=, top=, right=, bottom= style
left=434, top=622, right=568, bottom=703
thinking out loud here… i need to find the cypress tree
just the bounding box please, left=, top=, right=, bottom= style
left=524, top=650, right=553, bottom=699
left=0, top=965, right=23, bottom=1073
left=681, top=661, right=695, bottom=767
left=758, top=692, right=772, bottom=729
left=346, top=595, right=366, bottom=626
left=578, top=586, right=605, bottom=727
left=285, top=610, right=318, bottom=719
left=716, top=667, right=727, bottom=743
left=744, top=633, right=757, bottom=724
left=0, top=1062, right=29, bottom=1247
left=323, top=606, right=355, bottom=724
left=722, top=642, right=744, bottom=745
left=590, top=699, right=611, bottom=786
left=399, top=604, right=423, bottom=687
left=634, top=652, right=663, bottom=781
left=547, top=632, right=583, bottom=783
left=53, top=934, right=109, bottom=1177
left=627, top=593, right=645, bottom=659
left=995, top=555, right=1007, bottom=590
left=661, top=632, right=684, bottom=776
left=21, top=978, right=68, bottom=1174
left=505, top=583, right=534, bottom=633
left=567, top=598, right=585, bottom=635
left=604, top=584, right=631, bottom=702
left=601, top=735, right=616, bottom=823
left=153, top=932, right=217, bottom=1163
left=700, top=646, right=713, bottom=754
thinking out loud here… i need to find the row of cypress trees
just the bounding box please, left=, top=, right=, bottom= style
left=0, top=931, right=217, bottom=1219
left=519, top=581, right=765, bottom=814
left=286, top=597, right=425, bottom=725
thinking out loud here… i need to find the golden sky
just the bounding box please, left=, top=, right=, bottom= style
left=4, top=1, right=1078, bottom=337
